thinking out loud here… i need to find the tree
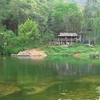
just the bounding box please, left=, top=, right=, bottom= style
left=18, top=18, right=40, bottom=45
left=54, top=2, right=82, bottom=34
left=82, top=0, right=100, bottom=44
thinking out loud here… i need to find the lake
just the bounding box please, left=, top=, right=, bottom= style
left=0, top=56, right=100, bottom=100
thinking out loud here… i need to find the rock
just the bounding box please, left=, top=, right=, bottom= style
left=87, top=44, right=94, bottom=48
left=17, top=51, right=30, bottom=56
left=58, top=99, right=62, bottom=100
left=60, top=93, right=66, bottom=95
left=11, top=49, right=47, bottom=59
left=58, top=98, right=72, bottom=100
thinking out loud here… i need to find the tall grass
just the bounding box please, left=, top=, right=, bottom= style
left=42, top=43, right=100, bottom=59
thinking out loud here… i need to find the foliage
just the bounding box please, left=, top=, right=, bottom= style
left=18, top=18, right=40, bottom=45
left=42, top=43, right=100, bottom=59
left=82, top=0, right=100, bottom=45
left=54, top=2, right=82, bottom=33
left=0, top=0, right=100, bottom=55
left=41, top=32, right=55, bottom=44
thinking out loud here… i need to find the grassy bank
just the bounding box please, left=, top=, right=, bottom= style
left=42, top=44, right=100, bottom=59
left=1, top=43, right=100, bottom=59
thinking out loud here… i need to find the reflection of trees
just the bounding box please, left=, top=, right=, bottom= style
left=0, top=57, right=100, bottom=84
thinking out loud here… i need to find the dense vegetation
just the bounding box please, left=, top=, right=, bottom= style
left=42, top=43, right=100, bottom=59
left=0, top=0, right=100, bottom=55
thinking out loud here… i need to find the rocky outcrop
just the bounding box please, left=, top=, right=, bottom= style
left=11, top=49, right=47, bottom=58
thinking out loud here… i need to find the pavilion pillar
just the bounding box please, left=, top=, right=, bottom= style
left=57, top=37, right=59, bottom=45
left=71, top=37, right=72, bottom=44
left=65, top=37, right=67, bottom=45
left=61, top=37, right=62, bottom=45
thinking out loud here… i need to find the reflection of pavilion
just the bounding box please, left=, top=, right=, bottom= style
left=56, top=63, right=76, bottom=76
left=55, top=63, right=95, bottom=77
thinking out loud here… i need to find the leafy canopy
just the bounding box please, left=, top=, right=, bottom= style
left=18, top=18, right=40, bottom=44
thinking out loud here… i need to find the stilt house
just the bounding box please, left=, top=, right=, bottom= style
left=57, top=33, right=78, bottom=45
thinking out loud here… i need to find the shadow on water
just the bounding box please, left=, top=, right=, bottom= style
left=0, top=56, right=100, bottom=100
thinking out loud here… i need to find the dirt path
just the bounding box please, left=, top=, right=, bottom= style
left=73, top=48, right=99, bottom=59
left=73, top=52, right=80, bottom=58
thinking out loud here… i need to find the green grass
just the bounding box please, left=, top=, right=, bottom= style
left=3, top=42, right=100, bottom=59
left=42, top=43, right=100, bottom=59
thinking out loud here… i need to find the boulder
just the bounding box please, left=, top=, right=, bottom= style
left=11, top=49, right=47, bottom=58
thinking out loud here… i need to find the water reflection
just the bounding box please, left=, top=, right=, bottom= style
left=0, top=56, right=100, bottom=100
left=56, top=63, right=96, bottom=77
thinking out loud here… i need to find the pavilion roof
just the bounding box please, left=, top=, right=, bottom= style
left=58, top=33, right=77, bottom=37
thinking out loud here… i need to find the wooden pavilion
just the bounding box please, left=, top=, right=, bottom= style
left=57, top=33, right=78, bottom=45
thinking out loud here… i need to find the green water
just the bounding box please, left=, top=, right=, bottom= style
left=0, top=56, right=100, bottom=100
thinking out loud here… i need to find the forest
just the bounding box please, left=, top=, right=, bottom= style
left=0, top=0, right=100, bottom=55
